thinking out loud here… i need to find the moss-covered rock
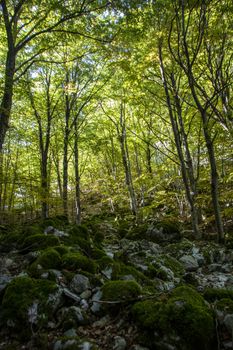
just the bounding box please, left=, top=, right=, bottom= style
left=90, top=247, right=107, bottom=260
left=146, top=254, right=184, bottom=281
left=21, top=234, right=60, bottom=251
left=132, top=285, right=215, bottom=350
left=102, top=280, right=141, bottom=302
left=215, top=298, right=233, bottom=314
left=38, top=248, right=62, bottom=269
left=203, top=288, right=233, bottom=302
left=111, top=261, right=148, bottom=284
left=53, top=245, right=69, bottom=256
left=1, top=276, right=59, bottom=337
left=62, top=252, right=97, bottom=274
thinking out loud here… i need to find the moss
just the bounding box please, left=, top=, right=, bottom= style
left=37, top=248, right=62, bottom=269
left=102, top=280, right=141, bottom=302
left=2, top=276, right=58, bottom=336
left=21, top=234, right=60, bottom=251
left=97, top=255, right=114, bottom=269
left=91, top=247, right=107, bottom=260
left=53, top=245, right=69, bottom=256
left=215, top=298, right=233, bottom=313
left=132, top=286, right=215, bottom=350
left=165, top=239, right=193, bottom=258
left=110, top=261, right=148, bottom=284
left=62, top=252, right=97, bottom=274
left=203, top=288, right=233, bottom=302
left=69, top=224, right=90, bottom=240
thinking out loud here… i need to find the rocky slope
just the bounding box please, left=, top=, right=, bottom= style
left=0, top=216, right=233, bottom=350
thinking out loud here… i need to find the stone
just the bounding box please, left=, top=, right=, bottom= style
left=62, top=288, right=81, bottom=303
left=63, top=328, right=77, bottom=337
left=80, top=299, right=89, bottom=310
left=80, top=289, right=92, bottom=300
left=91, top=289, right=102, bottom=313
left=79, top=342, right=92, bottom=350
left=113, top=336, right=127, bottom=350
left=70, top=274, right=90, bottom=294
left=223, top=314, right=233, bottom=334
left=44, top=226, right=54, bottom=234
left=130, top=346, right=149, bottom=350
left=179, top=255, right=199, bottom=271
left=92, top=315, right=110, bottom=328
left=0, top=275, right=13, bottom=292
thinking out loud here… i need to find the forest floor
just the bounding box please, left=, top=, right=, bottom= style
left=0, top=215, right=233, bottom=350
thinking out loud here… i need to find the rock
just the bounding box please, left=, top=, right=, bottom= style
left=0, top=275, right=13, bottom=292
left=70, top=274, right=90, bottom=294
left=92, top=315, right=110, bottom=328
left=63, top=339, right=79, bottom=349
left=223, top=314, right=233, bottom=334
left=80, top=289, right=92, bottom=300
left=63, top=328, right=77, bottom=337
left=80, top=299, right=89, bottom=310
left=102, top=266, right=113, bottom=279
left=62, top=288, right=81, bottom=303
left=130, top=346, right=149, bottom=350
left=113, top=336, right=127, bottom=350
left=54, top=229, right=69, bottom=238
left=44, top=226, right=54, bottom=234
left=179, top=255, right=199, bottom=271
left=79, top=342, right=92, bottom=350
left=222, top=341, right=233, bottom=349
left=53, top=340, right=62, bottom=350
left=91, top=288, right=102, bottom=313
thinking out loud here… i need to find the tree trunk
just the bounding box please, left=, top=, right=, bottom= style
left=159, top=43, right=200, bottom=236
left=119, top=102, right=137, bottom=216
left=74, top=120, right=81, bottom=224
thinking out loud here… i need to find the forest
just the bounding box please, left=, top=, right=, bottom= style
left=0, top=1, right=233, bottom=349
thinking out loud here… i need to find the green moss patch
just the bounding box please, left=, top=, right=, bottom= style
left=102, top=280, right=141, bottom=302
left=1, top=276, right=58, bottom=335
left=203, top=288, right=233, bottom=302
left=62, top=252, right=96, bottom=274
left=132, top=286, right=215, bottom=350
left=21, top=234, right=60, bottom=251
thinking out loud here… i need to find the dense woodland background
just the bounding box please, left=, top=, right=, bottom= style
left=0, top=0, right=232, bottom=241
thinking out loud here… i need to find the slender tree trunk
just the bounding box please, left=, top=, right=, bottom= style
left=63, top=98, right=69, bottom=217
left=119, top=102, right=137, bottom=216
left=74, top=120, right=81, bottom=224
left=159, top=44, right=199, bottom=236
left=41, top=153, right=49, bottom=219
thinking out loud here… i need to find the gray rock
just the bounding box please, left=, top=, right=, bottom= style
left=223, top=314, right=233, bottom=334
left=80, top=289, right=92, bottom=300
left=64, top=339, right=79, bottom=349
left=0, top=275, right=13, bottom=292
left=79, top=342, right=92, bottom=350
left=179, top=255, right=199, bottom=271
left=208, top=264, right=222, bottom=272
left=44, top=226, right=54, bottom=234
left=102, top=267, right=113, bottom=279
left=92, top=315, right=110, bottom=328
left=80, top=299, right=89, bottom=310
left=91, top=289, right=102, bottom=313
left=53, top=340, right=62, bottom=350
left=70, top=274, right=90, bottom=294
left=113, top=336, right=127, bottom=350
left=222, top=341, right=233, bottom=349
left=130, top=346, right=150, bottom=350
left=68, top=306, right=85, bottom=323
left=62, top=288, right=81, bottom=302
left=120, top=274, right=135, bottom=281
left=54, top=229, right=69, bottom=238
left=47, top=287, right=63, bottom=312
left=63, top=328, right=77, bottom=337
